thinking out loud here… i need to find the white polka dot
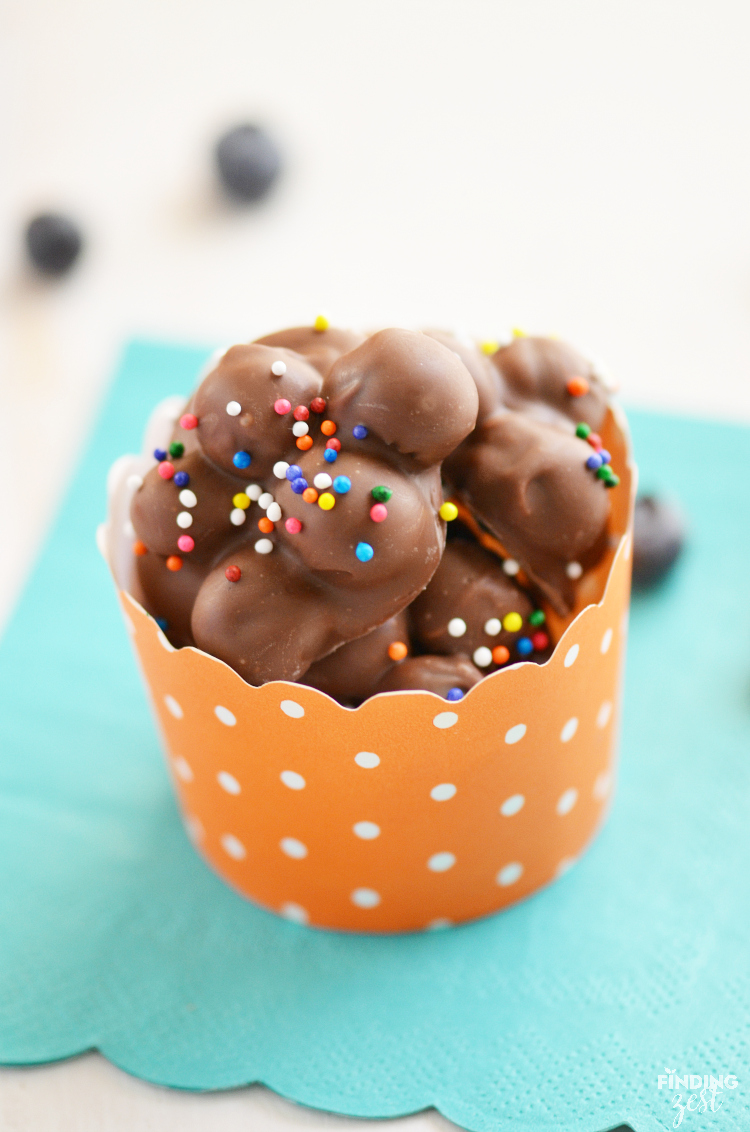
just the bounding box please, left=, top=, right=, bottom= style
left=566, top=561, right=583, bottom=579
left=427, top=918, right=452, bottom=930
left=593, top=771, right=611, bottom=800
left=280, top=837, right=308, bottom=859
left=281, top=901, right=308, bottom=924
left=313, top=473, right=332, bottom=489
left=126, top=473, right=143, bottom=491
left=353, top=821, right=381, bottom=840
left=564, top=643, right=579, bottom=667
left=214, top=705, right=237, bottom=726
left=273, top=462, right=290, bottom=480
left=500, top=793, right=525, bottom=816
left=596, top=701, right=612, bottom=729
left=503, top=559, right=520, bottom=576
left=355, top=751, right=380, bottom=768
left=556, top=856, right=576, bottom=877
left=497, top=861, right=524, bottom=886
left=266, top=502, right=282, bottom=522
left=447, top=617, right=467, bottom=638
left=218, top=770, right=241, bottom=795
left=226, top=400, right=241, bottom=416
left=351, top=888, right=381, bottom=908
left=484, top=618, right=501, bottom=636
left=504, top=723, right=526, bottom=745
left=557, top=787, right=578, bottom=815
left=473, top=646, right=493, bottom=668
left=157, top=630, right=175, bottom=652
left=280, top=700, right=305, bottom=719
left=292, top=421, right=309, bottom=437
left=600, top=628, right=613, bottom=654
left=246, top=483, right=263, bottom=500
left=179, top=489, right=197, bottom=508
left=433, top=711, right=458, bottom=729
left=430, top=783, right=457, bottom=801
left=122, top=612, right=136, bottom=636
left=164, top=694, right=183, bottom=719
left=271, top=360, right=287, bottom=376
left=428, top=851, right=456, bottom=872
left=560, top=717, right=579, bottom=743
left=258, top=492, right=274, bottom=510
left=184, top=814, right=204, bottom=844
left=173, top=756, right=193, bottom=782
left=176, top=511, right=193, bottom=529
left=255, top=538, right=274, bottom=554
left=221, top=833, right=246, bottom=860
left=280, top=770, right=306, bottom=790
left=230, top=508, right=246, bottom=526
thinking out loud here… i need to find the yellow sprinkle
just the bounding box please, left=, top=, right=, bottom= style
left=503, top=611, right=523, bottom=633
left=232, top=492, right=250, bottom=510
left=511, top=327, right=526, bottom=338
left=313, top=314, right=329, bottom=332
left=480, top=340, right=499, bottom=356
left=318, top=492, right=335, bottom=510
left=439, top=502, right=458, bottom=522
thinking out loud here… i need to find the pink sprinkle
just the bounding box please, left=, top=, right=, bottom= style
left=285, top=517, right=303, bottom=534
left=157, top=461, right=174, bottom=479
left=274, top=398, right=292, bottom=415
left=325, top=438, right=341, bottom=451
left=370, top=504, right=388, bottom=522
left=177, top=535, right=195, bottom=552
left=179, top=413, right=198, bottom=430
left=293, top=405, right=310, bottom=421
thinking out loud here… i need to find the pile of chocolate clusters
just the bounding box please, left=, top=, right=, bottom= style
left=129, top=322, right=619, bottom=705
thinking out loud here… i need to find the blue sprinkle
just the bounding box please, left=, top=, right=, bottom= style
left=516, top=637, right=533, bottom=657
left=446, top=687, right=464, bottom=702
left=291, top=477, right=308, bottom=494
left=174, top=471, right=190, bottom=487
left=353, top=425, right=368, bottom=439
left=333, top=475, right=351, bottom=494
left=599, top=448, right=611, bottom=464
left=285, top=464, right=302, bottom=481
left=355, top=541, right=374, bottom=562
left=323, top=448, right=338, bottom=463
left=154, top=448, right=167, bottom=462
left=233, top=450, right=252, bottom=469
left=586, top=453, right=603, bottom=470
left=156, top=618, right=169, bottom=631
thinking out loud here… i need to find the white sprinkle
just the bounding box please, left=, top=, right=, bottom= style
left=176, top=511, right=193, bottom=529
left=447, top=617, right=467, bottom=638
left=126, top=474, right=143, bottom=491
left=255, top=538, right=274, bottom=554
left=179, top=489, right=197, bottom=508
left=473, top=646, right=493, bottom=668
left=484, top=618, right=501, bottom=636
left=258, top=492, right=274, bottom=510
left=246, top=483, right=263, bottom=500
left=226, top=400, right=241, bottom=416
left=266, top=502, right=282, bottom=522
left=503, top=559, right=520, bottom=576
left=271, top=360, right=287, bottom=376
left=566, top=561, right=583, bottom=579
left=292, top=421, right=309, bottom=437
left=273, top=462, right=290, bottom=480
left=313, top=473, right=332, bottom=490
left=230, top=508, right=246, bottom=526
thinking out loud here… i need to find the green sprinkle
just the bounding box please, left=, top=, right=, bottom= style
left=604, top=473, right=620, bottom=487
left=372, top=485, right=393, bottom=503
left=529, top=610, right=546, bottom=626
left=596, top=464, right=613, bottom=480
left=169, top=441, right=185, bottom=458
left=575, top=422, right=591, bottom=439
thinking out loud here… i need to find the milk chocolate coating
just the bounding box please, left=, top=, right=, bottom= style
left=301, top=611, right=409, bottom=705
left=373, top=654, right=483, bottom=697
left=132, top=326, right=479, bottom=684
left=492, top=336, right=609, bottom=432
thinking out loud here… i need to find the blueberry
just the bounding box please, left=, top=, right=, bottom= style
left=25, top=213, right=83, bottom=275
left=632, top=494, right=686, bottom=588
left=215, top=124, right=281, bottom=202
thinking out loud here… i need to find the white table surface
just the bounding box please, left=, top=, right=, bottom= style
left=1, top=0, right=748, bottom=1127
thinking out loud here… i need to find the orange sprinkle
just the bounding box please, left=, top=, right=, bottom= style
left=566, top=375, right=590, bottom=397
left=133, top=539, right=147, bottom=556
left=388, top=641, right=408, bottom=661
left=296, top=434, right=314, bottom=450
left=320, top=420, right=337, bottom=436
left=258, top=517, right=274, bottom=533
left=166, top=555, right=183, bottom=572
left=492, top=645, right=510, bottom=665
left=302, top=487, right=318, bottom=504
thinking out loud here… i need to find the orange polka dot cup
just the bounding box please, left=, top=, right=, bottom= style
left=104, top=405, right=635, bottom=933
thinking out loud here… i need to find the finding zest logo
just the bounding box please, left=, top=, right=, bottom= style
left=657, top=1068, right=739, bottom=1127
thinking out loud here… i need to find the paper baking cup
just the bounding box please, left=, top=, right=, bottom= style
left=105, top=406, right=635, bottom=933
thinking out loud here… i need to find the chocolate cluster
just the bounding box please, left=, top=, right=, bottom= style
left=129, top=324, right=618, bottom=704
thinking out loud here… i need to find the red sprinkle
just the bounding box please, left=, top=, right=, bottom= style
left=166, top=555, right=182, bottom=572
left=179, top=413, right=198, bottom=430
left=274, top=398, right=292, bottom=415
left=225, top=565, right=241, bottom=582
left=587, top=433, right=602, bottom=451
left=133, top=540, right=148, bottom=556
left=177, top=535, right=195, bottom=552
left=566, top=376, right=590, bottom=397
left=532, top=631, right=550, bottom=651
left=310, top=397, right=326, bottom=414
left=285, top=517, right=303, bottom=534
left=325, top=437, right=341, bottom=451
left=370, top=503, right=388, bottom=522
left=157, top=461, right=174, bottom=480
left=320, top=420, right=337, bottom=436
left=293, top=405, right=310, bottom=421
